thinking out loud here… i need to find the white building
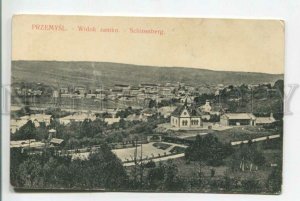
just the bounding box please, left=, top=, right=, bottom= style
left=59, top=113, right=97, bottom=125
left=104, top=117, right=121, bottom=125
left=158, top=106, right=177, bottom=118
left=125, top=114, right=147, bottom=122
left=220, top=113, right=256, bottom=126
left=200, top=100, right=212, bottom=113
left=170, top=103, right=202, bottom=128
left=256, top=113, right=276, bottom=125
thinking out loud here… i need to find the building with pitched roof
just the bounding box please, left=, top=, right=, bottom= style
left=170, top=102, right=202, bottom=128
left=255, top=113, right=276, bottom=125
left=220, top=113, right=256, bottom=126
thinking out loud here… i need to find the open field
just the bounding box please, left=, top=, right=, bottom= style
left=112, top=142, right=187, bottom=164
left=184, top=126, right=277, bottom=144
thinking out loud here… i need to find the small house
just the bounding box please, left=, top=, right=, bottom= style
left=220, top=113, right=256, bottom=126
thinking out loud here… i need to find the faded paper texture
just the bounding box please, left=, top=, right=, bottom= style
left=11, top=15, right=284, bottom=194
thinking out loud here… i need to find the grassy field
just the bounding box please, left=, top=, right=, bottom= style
left=183, top=126, right=277, bottom=144
left=173, top=158, right=228, bottom=178
left=12, top=60, right=283, bottom=88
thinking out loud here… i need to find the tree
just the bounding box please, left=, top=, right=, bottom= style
left=252, top=151, right=266, bottom=170
left=185, top=134, right=233, bottom=166
left=11, top=142, right=129, bottom=190
left=237, top=144, right=266, bottom=171
left=266, top=167, right=282, bottom=193
left=241, top=178, right=261, bottom=193
left=194, top=93, right=215, bottom=106
left=145, top=160, right=156, bottom=168
left=12, top=120, right=37, bottom=140
left=163, top=160, right=185, bottom=191
left=35, top=123, right=48, bottom=141
left=87, top=145, right=128, bottom=189
left=228, top=101, right=238, bottom=112
left=115, top=107, right=137, bottom=118
left=18, top=157, right=43, bottom=188
left=163, top=160, right=178, bottom=190
left=210, top=168, right=216, bottom=177
left=10, top=148, right=28, bottom=187
left=274, top=79, right=284, bottom=96
left=148, top=99, right=156, bottom=108
left=147, top=162, right=165, bottom=189
left=90, top=118, right=107, bottom=137
left=80, top=119, right=93, bottom=138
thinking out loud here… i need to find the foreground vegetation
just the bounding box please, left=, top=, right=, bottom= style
left=11, top=134, right=282, bottom=193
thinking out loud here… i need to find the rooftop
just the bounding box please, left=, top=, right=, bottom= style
left=222, top=113, right=256, bottom=120
left=256, top=117, right=276, bottom=124
left=171, top=104, right=202, bottom=117
left=50, top=138, right=64, bottom=145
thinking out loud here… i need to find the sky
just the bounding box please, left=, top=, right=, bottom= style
left=12, top=15, right=284, bottom=74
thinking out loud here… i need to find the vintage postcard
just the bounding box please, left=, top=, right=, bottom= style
left=10, top=15, right=284, bottom=194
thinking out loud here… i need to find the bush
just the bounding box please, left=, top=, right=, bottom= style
left=185, top=134, right=233, bottom=165
left=144, top=160, right=156, bottom=168
left=266, top=168, right=282, bottom=194
left=241, top=178, right=261, bottom=193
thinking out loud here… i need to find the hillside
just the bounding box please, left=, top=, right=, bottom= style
left=11, top=61, right=283, bottom=87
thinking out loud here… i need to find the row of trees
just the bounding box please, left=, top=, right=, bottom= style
left=11, top=144, right=128, bottom=190
left=185, top=134, right=234, bottom=166
left=115, top=107, right=140, bottom=118
left=11, top=120, right=48, bottom=141
left=185, top=134, right=270, bottom=171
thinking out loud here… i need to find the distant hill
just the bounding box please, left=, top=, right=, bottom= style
left=12, top=61, right=283, bottom=87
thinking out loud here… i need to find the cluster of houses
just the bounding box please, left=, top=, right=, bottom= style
left=169, top=99, right=276, bottom=129
left=55, top=83, right=191, bottom=102
left=11, top=80, right=280, bottom=137
left=10, top=107, right=154, bottom=134
left=10, top=114, right=52, bottom=133
left=13, top=87, right=43, bottom=96
left=13, top=81, right=277, bottom=105
left=10, top=129, right=65, bottom=149
left=15, top=82, right=224, bottom=105
left=11, top=96, right=277, bottom=135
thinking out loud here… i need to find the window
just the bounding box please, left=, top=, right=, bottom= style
left=191, top=120, right=199, bottom=125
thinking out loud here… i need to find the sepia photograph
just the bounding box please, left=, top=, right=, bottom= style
left=10, top=15, right=284, bottom=194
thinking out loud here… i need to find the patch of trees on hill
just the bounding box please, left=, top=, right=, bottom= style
left=193, top=80, right=284, bottom=116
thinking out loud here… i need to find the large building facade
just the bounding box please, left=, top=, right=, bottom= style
left=170, top=104, right=202, bottom=128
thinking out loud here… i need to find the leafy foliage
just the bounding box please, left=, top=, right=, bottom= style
left=185, top=134, right=233, bottom=166
left=266, top=167, right=282, bottom=193
left=11, top=120, right=38, bottom=140
left=11, top=143, right=128, bottom=190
